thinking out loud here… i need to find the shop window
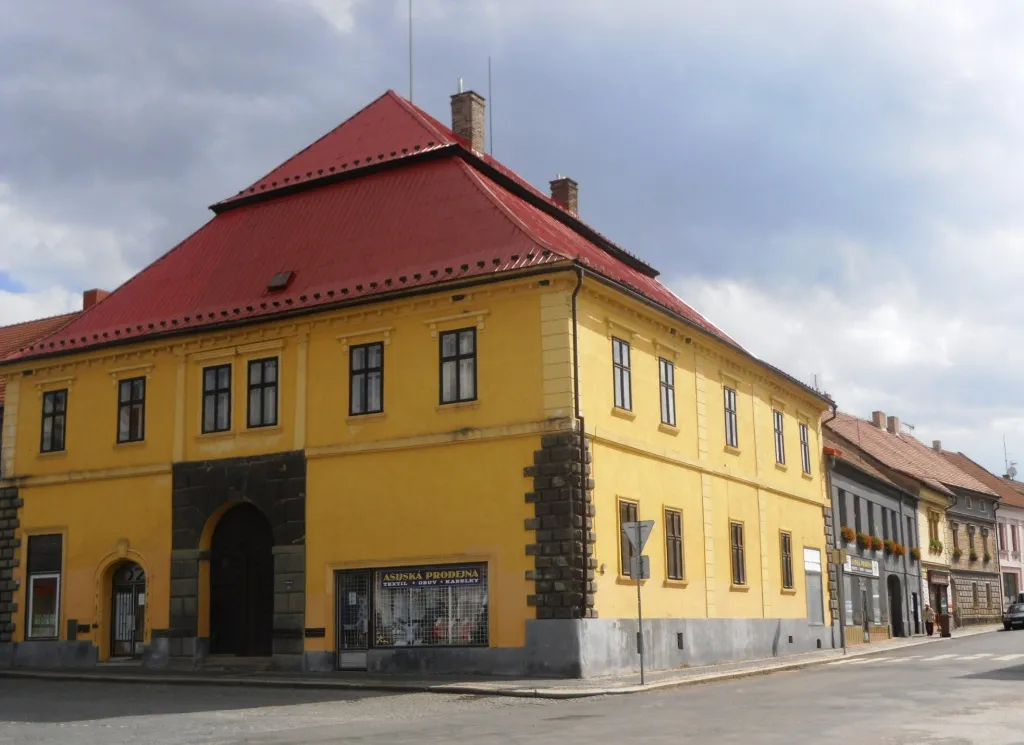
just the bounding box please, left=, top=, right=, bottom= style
left=799, top=422, right=811, bottom=474
left=350, top=342, right=383, bottom=415
left=730, top=522, right=746, bottom=585
left=619, top=500, right=639, bottom=575
left=724, top=387, right=739, bottom=448
left=247, top=358, right=278, bottom=428
left=804, top=548, right=824, bottom=624
left=440, top=328, right=476, bottom=404
left=40, top=389, right=67, bottom=453
left=612, top=338, right=632, bottom=411
left=117, top=377, right=146, bottom=443
left=26, top=534, right=62, bottom=639
left=665, top=508, right=683, bottom=580
left=773, top=409, right=785, bottom=465
left=202, top=364, right=232, bottom=433
left=373, top=564, right=488, bottom=647
left=780, top=532, right=794, bottom=589
left=659, top=358, right=676, bottom=426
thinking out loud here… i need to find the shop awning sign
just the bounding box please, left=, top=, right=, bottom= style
left=844, top=556, right=879, bottom=578
left=378, top=565, right=483, bottom=589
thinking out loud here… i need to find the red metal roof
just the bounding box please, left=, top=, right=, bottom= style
left=940, top=451, right=1019, bottom=508
left=4, top=90, right=741, bottom=362
left=0, top=312, right=79, bottom=402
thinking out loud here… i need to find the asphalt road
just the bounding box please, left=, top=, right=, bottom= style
left=2, top=630, right=1022, bottom=744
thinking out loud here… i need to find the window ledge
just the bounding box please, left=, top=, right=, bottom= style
left=347, top=412, right=386, bottom=423
left=781, top=588, right=798, bottom=595
left=114, top=440, right=147, bottom=449
left=801, top=472, right=814, bottom=481
left=615, top=576, right=645, bottom=586
left=240, top=425, right=282, bottom=436
left=658, top=422, right=680, bottom=436
left=730, top=584, right=750, bottom=593
left=37, top=450, right=67, bottom=460
left=611, top=407, right=636, bottom=421
left=436, top=400, right=480, bottom=412
left=195, top=430, right=235, bottom=441
left=775, top=462, right=789, bottom=472
left=724, top=445, right=741, bottom=456
left=663, top=579, right=688, bottom=588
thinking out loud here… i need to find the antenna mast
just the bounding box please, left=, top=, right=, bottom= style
left=408, top=0, right=414, bottom=101
left=488, top=56, right=493, bottom=155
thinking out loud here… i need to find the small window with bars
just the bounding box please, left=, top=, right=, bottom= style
left=730, top=521, right=746, bottom=586
left=40, top=389, right=68, bottom=453
left=117, top=377, right=146, bottom=443
left=350, top=342, right=384, bottom=415
left=665, top=509, right=684, bottom=580
left=612, top=338, right=632, bottom=411
left=202, top=364, right=232, bottom=434
left=724, top=387, right=739, bottom=448
left=659, top=358, right=676, bottom=426
left=773, top=409, right=786, bottom=465
left=618, top=500, right=639, bottom=575
left=440, top=328, right=476, bottom=404
left=780, top=531, right=794, bottom=589
left=799, top=422, right=811, bottom=474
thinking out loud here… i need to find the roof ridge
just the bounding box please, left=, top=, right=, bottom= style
left=0, top=309, right=78, bottom=332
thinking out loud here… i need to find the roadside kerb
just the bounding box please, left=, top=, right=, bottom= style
left=0, top=626, right=999, bottom=699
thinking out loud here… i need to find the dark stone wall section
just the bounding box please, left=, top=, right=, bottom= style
left=822, top=506, right=839, bottom=620
left=0, top=486, right=21, bottom=643
left=272, top=545, right=306, bottom=657
left=524, top=431, right=597, bottom=620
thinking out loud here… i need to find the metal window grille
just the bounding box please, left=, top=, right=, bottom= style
left=247, top=358, right=278, bottom=428
left=117, top=377, right=146, bottom=443
left=619, top=500, right=638, bottom=574
left=350, top=342, right=384, bottom=415
left=780, top=532, right=794, bottom=589
left=731, top=522, right=746, bottom=585
left=665, top=509, right=683, bottom=580
left=374, top=565, right=488, bottom=647
left=202, top=364, right=232, bottom=433
left=799, top=422, right=811, bottom=474
left=40, top=389, right=67, bottom=452
left=612, top=338, right=631, bottom=410
left=724, top=387, right=739, bottom=448
left=440, top=328, right=476, bottom=404
left=659, top=358, right=676, bottom=426
left=773, top=409, right=786, bottom=465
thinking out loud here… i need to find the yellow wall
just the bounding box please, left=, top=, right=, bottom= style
left=918, top=487, right=952, bottom=569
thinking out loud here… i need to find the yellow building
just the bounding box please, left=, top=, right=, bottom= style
left=0, top=89, right=833, bottom=676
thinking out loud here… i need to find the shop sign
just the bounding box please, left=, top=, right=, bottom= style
left=844, top=556, right=879, bottom=577
left=928, top=570, right=950, bottom=586
left=378, top=565, right=483, bottom=589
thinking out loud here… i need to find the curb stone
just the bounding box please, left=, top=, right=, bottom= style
left=0, top=626, right=999, bottom=700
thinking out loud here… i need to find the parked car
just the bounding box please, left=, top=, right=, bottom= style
left=1003, top=603, right=1024, bottom=630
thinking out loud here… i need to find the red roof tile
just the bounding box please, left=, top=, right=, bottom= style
left=940, top=451, right=1022, bottom=508
left=2, top=90, right=752, bottom=367
left=825, top=413, right=995, bottom=497
left=0, top=312, right=79, bottom=402
left=823, top=428, right=908, bottom=494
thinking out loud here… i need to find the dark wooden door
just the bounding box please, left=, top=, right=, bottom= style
left=210, top=503, right=274, bottom=656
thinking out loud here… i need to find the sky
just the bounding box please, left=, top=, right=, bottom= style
left=1, top=1, right=1023, bottom=475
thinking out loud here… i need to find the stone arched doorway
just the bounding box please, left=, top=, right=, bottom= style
left=887, top=574, right=904, bottom=638
left=110, top=561, right=146, bottom=658
left=210, top=503, right=274, bottom=656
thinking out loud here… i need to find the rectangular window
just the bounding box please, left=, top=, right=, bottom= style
left=906, top=516, right=916, bottom=548
left=882, top=508, right=889, bottom=541
left=658, top=358, right=676, bottom=426
left=440, top=328, right=476, bottom=404
left=929, top=513, right=939, bottom=543
left=804, top=548, right=824, bottom=624
left=854, top=495, right=862, bottom=534
left=780, top=532, right=794, bottom=589
left=724, top=387, right=739, bottom=448
left=965, top=496, right=973, bottom=509
left=202, top=364, right=232, bottom=433
left=116, top=377, right=146, bottom=443
left=373, top=563, right=488, bottom=647
left=986, top=583, right=992, bottom=608
left=838, top=490, right=848, bottom=529
left=868, top=502, right=875, bottom=538
left=665, top=509, right=684, bottom=580
left=892, top=512, right=899, bottom=544
left=612, top=338, right=632, bottom=411
left=972, top=583, right=979, bottom=607
left=773, top=409, right=786, bottom=465
left=619, top=500, right=639, bottom=575
left=40, top=389, right=67, bottom=453
left=999, top=523, right=1006, bottom=551
left=730, top=522, right=746, bottom=586
left=349, top=342, right=384, bottom=415
left=1014, top=526, right=1020, bottom=552
left=26, top=534, right=62, bottom=640
left=981, top=500, right=988, bottom=513
left=247, top=358, right=278, bottom=428
left=799, top=422, right=811, bottom=474
left=952, top=523, right=960, bottom=551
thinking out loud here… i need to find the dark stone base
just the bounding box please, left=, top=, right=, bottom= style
left=0, top=641, right=97, bottom=668
left=0, top=486, right=22, bottom=643
left=303, top=651, right=335, bottom=672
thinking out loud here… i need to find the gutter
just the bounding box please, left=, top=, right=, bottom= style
left=571, top=265, right=587, bottom=619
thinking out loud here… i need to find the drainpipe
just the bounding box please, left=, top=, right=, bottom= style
left=993, top=500, right=1003, bottom=610
left=571, top=266, right=587, bottom=620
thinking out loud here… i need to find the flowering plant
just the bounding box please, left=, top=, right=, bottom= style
left=929, top=539, right=943, bottom=554
left=984, top=552, right=992, bottom=563
left=840, top=526, right=856, bottom=544
left=884, top=539, right=895, bottom=555
left=969, top=550, right=979, bottom=563
left=952, top=548, right=962, bottom=560
left=910, top=547, right=921, bottom=561
left=871, top=536, right=884, bottom=551
left=857, top=532, right=872, bottom=549
left=893, top=543, right=906, bottom=557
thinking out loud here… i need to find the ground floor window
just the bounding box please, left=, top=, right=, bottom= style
left=373, top=563, right=488, bottom=647
left=1004, top=572, right=1019, bottom=607
left=26, top=534, right=63, bottom=639
left=804, top=548, right=824, bottom=624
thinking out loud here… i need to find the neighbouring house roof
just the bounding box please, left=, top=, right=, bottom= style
left=0, top=312, right=79, bottom=403
left=940, top=451, right=1024, bottom=510
left=0, top=90, right=831, bottom=407
left=825, top=413, right=995, bottom=498
left=823, top=428, right=910, bottom=497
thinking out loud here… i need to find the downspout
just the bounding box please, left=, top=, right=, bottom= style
left=571, top=265, right=587, bottom=620
left=821, top=401, right=844, bottom=653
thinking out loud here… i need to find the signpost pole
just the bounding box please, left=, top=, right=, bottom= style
left=636, top=521, right=645, bottom=685
left=837, top=555, right=847, bottom=655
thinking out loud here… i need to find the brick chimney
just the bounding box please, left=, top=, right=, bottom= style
left=83, top=289, right=109, bottom=310
left=932, top=440, right=942, bottom=452
left=871, top=411, right=886, bottom=429
left=450, top=88, right=486, bottom=153
left=887, top=415, right=901, bottom=435
left=550, top=176, right=579, bottom=216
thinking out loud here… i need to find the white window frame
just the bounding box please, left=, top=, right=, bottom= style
left=27, top=572, right=61, bottom=640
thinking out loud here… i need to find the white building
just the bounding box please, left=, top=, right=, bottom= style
left=997, top=480, right=1024, bottom=607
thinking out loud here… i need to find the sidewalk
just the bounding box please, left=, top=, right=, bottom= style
left=0, top=624, right=1000, bottom=699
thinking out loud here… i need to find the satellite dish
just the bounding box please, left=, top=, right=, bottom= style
left=1009, top=465, right=1018, bottom=480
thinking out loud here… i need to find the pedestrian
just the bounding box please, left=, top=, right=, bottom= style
left=924, top=603, right=936, bottom=636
